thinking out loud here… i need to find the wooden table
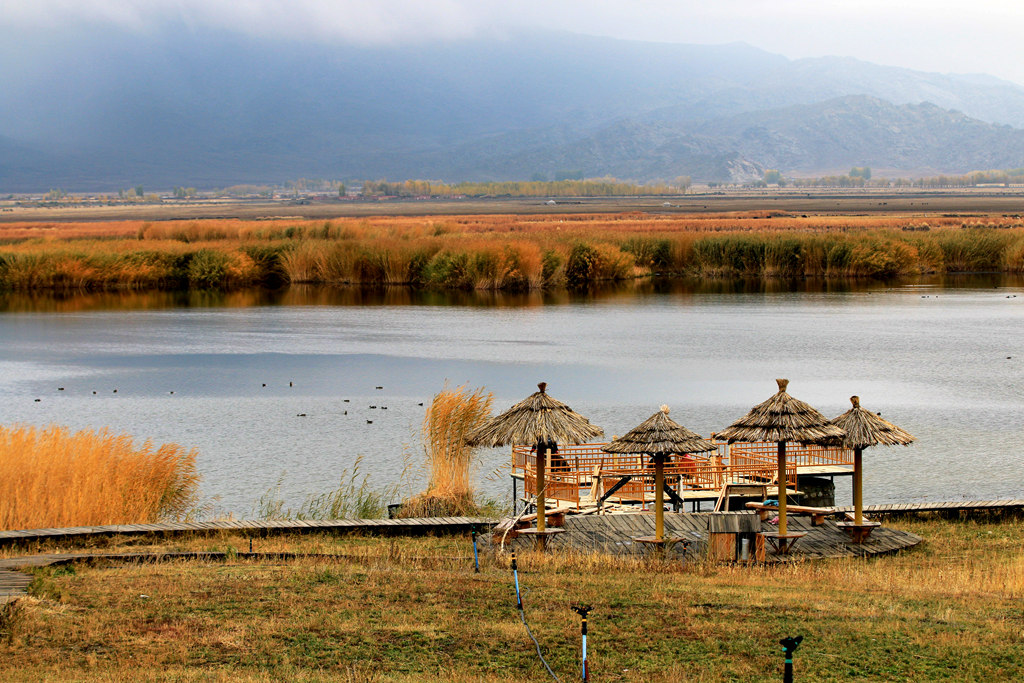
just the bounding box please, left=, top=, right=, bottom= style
left=835, top=521, right=881, bottom=544
left=517, top=527, right=565, bottom=551
left=760, top=531, right=807, bottom=555
left=632, top=535, right=692, bottom=556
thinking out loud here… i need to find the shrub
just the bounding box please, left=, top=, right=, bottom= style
left=565, top=243, right=600, bottom=287
left=186, top=249, right=230, bottom=288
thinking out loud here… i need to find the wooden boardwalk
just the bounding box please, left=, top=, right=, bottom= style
left=2, top=500, right=1018, bottom=601
left=499, top=511, right=922, bottom=563
left=0, top=517, right=495, bottom=604
left=0, top=551, right=377, bottom=604
left=0, top=516, right=497, bottom=548
left=834, top=499, right=1024, bottom=515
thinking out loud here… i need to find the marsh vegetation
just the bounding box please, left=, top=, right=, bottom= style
left=3, top=213, right=1024, bottom=292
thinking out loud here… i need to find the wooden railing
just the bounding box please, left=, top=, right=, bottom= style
left=726, top=441, right=853, bottom=468
left=513, top=444, right=649, bottom=477
left=513, top=443, right=804, bottom=509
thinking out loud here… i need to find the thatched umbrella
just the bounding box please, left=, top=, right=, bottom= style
left=602, top=405, right=716, bottom=542
left=467, top=382, right=603, bottom=534
left=716, top=379, right=844, bottom=538
left=830, top=395, right=915, bottom=525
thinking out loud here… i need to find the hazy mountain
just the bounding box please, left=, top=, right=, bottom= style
left=3, top=25, right=1024, bottom=190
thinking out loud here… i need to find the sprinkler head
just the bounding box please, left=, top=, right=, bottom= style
left=780, top=635, right=803, bottom=654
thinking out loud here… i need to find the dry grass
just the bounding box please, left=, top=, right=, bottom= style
left=404, top=385, right=494, bottom=517
left=3, top=213, right=1024, bottom=291
left=0, top=424, right=200, bottom=530
left=0, top=515, right=1023, bottom=681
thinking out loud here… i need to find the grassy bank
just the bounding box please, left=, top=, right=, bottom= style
left=1, top=514, right=1023, bottom=681
left=2, top=213, right=1024, bottom=291
left=0, top=425, right=200, bottom=529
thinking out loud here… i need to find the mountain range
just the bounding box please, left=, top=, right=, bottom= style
left=2, top=26, right=1024, bottom=191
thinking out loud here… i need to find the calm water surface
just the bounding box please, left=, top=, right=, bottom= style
left=2, top=279, right=1023, bottom=517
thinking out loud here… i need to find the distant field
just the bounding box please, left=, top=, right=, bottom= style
left=2, top=187, right=1024, bottom=223
left=1, top=207, right=1023, bottom=291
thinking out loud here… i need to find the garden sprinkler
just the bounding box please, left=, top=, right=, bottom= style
left=780, top=635, right=803, bottom=683
left=471, top=526, right=480, bottom=573
left=511, top=551, right=522, bottom=610
left=572, top=605, right=592, bottom=681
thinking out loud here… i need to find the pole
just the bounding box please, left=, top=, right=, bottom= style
left=654, top=457, right=665, bottom=542
left=536, top=441, right=547, bottom=533
left=513, top=475, right=518, bottom=516
left=572, top=605, right=592, bottom=681
left=853, top=447, right=864, bottom=525
left=471, top=527, right=480, bottom=573
left=511, top=551, right=522, bottom=610
left=777, top=441, right=788, bottom=536
left=780, top=635, right=802, bottom=683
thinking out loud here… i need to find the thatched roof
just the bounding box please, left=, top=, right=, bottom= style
left=716, top=378, right=845, bottom=445
left=602, top=405, right=717, bottom=459
left=829, top=395, right=915, bottom=449
left=465, top=382, right=604, bottom=447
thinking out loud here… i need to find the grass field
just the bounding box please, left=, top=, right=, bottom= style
left=2, top=513, right=1023, bottom=681
left=3, top=210, right=1024, bottom=291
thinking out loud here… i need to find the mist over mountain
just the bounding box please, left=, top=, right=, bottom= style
left=3, top=24, right=1024, bottom=191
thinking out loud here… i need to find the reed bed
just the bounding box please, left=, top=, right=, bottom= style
left=0, top=424, right=200, bottom=530
left=3, top=214, right=1024, bottom=291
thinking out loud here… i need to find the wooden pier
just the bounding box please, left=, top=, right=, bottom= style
left=497, top=511, right=922, bottom=563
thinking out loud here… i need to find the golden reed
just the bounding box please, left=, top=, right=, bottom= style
left=0, top=424, right=200, bottom=530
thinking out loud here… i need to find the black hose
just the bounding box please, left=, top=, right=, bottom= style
left=517, top=587, right=562, bottom=683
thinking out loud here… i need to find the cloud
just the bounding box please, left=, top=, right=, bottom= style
left=0, top=1, right=489, bottom=44
left=4, top=1, right=1024, bottom=83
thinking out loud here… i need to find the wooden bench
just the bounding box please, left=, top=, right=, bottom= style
left=746, top=502, right=837, bottom=526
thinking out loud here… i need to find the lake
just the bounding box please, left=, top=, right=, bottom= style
left=2, top=276, right=1022, bottom=517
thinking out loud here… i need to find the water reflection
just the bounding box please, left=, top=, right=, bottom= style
left=2, top=273, right=1022, bottom=313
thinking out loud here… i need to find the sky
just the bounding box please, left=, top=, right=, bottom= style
left=2, top=0, right=1023, bottom=85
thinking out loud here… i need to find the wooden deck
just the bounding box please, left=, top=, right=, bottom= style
left=0, top=516, right=497, bottom=548
left=496, top=511, right=922, bottom=563
left=510, top=441, right=855, bottom=509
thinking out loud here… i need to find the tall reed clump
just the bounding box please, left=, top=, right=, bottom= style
left=0, top=424, right=200, bottom=530
left=403, top=384, right=493, bottom=517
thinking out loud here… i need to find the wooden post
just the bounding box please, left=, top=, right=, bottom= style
left=853, top=447, right=863, bottom=526
left=777, top=441, right=787, bottom=536
left=654, top=457, right=665, bottom=542
left=536, top=440, right=546, bottom=533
